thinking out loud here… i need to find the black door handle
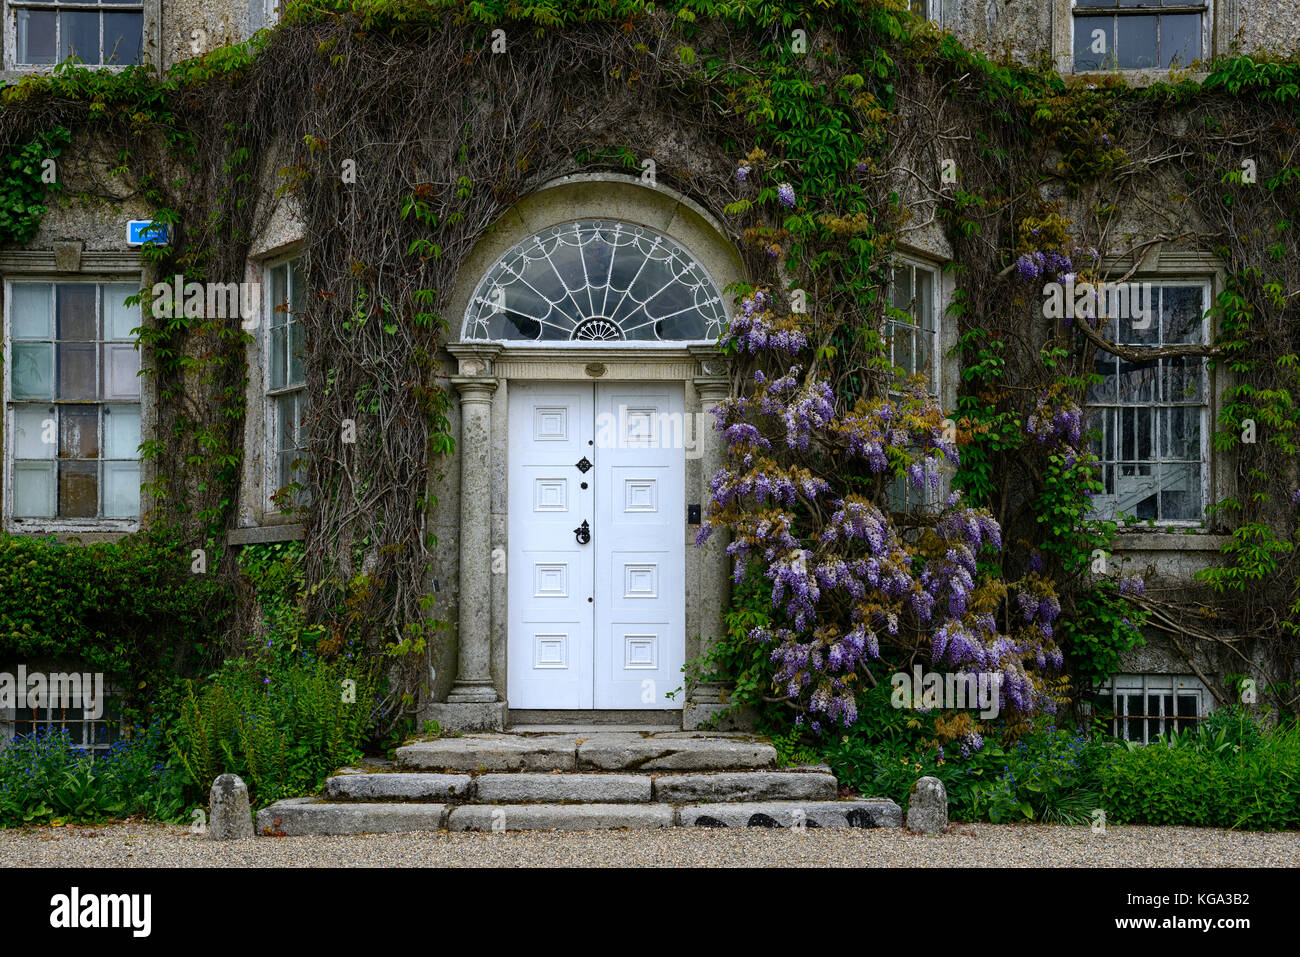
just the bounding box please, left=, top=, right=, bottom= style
left=573, top=520, right=591, bottom=545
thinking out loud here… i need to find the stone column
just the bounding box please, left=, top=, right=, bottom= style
left=685, top=372, right=737, bottom=729
left=428, top=371, right=506, bottom=731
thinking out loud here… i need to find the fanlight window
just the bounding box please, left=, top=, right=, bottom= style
left=462, top=220, right=727, bottom=343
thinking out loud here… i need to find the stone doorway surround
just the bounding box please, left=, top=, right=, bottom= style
left=424, top=174, right=746, bottom=732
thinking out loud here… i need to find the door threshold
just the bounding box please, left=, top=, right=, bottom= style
left=509, top=708, right=682, bottom=730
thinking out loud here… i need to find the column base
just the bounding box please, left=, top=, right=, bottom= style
left=683, top=700, right=755, bottom=731
left=425, top=702, right=507, bottom=733
left=445, top=681, right=500, bottom=704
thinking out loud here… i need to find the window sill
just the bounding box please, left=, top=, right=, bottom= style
left=1067, top=68, right=1210, bottom=88
left=228, top=523, right=305, bottom=546
left=4, top=519, right=138, bottom=540
left=1108, top=529, right=1229, bottom=551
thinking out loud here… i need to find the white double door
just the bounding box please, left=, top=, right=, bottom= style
left=508, top=381, right=685, bottom=709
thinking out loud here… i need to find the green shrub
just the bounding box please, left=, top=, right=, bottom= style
left=1094, top=714, right=1300, bottom=830
left=169, top=656, right=380, bottom=808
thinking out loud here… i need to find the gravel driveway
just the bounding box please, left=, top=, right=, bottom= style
left=2, top=821, right=1297, bottom=867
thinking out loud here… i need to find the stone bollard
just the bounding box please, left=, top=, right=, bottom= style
left=208, top=773, right=255, bottom=840
left=906, top=775, right=948, bottom=834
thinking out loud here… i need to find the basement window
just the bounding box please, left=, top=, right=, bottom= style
left=1072, top=1, right=1206, bottom=71
left=10, top=0, right=143, bottom=66
left=1088, top=674, right=1210, bottom=743
left=5, top=282, right=142, bottom=525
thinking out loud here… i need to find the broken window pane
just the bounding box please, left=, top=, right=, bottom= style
left=60, top=407, right=100, bottom=459
left=11, top=284, right=52, bottom=339
left=59, top=461, right=98, bottom=518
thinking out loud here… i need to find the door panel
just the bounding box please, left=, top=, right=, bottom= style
left=507, top=383, right=595, bottom=709
left=593, top=384, right=685, bottom=708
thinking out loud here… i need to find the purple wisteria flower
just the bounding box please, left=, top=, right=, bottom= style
left=1118, top=575, right=1145, bottom=597
left=736, top=164, right=750, bottom=182
left=777, top=183, right=796, bottom=208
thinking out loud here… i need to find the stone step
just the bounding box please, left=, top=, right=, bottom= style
left=679, top=800, right=902, bottom=829
left=255, top=797, right=904, bottom=834
left=448, top=803, right=674, bottom=831
left=319, top=768, right=835, bottom=804
left=651, top=770, right=837, bottom=803
left=476, top=772, right=651, bottom=803
left=255, top=798, right=448, bottom=836
left=395, top=731, right=778, bottom=773
left=323, top=773, right=473, bottom=802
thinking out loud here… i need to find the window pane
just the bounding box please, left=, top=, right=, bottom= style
left=102, top=462, right=139, bottom=518
left=11, top=284, right=52, bottom=339
left=270, top=325, right=287, bottom=389
left=13, top=407, right=56, bottom=459
left=916, top=327, right=933, bottom=386
left=103, top=12, right=142, bottom=65
left=103, top=284, right=140, bottom=340
left=270, top=264, right=288, bottom=327
left=57, top=285, right=97, bottom=340
left=102, top=343, right=141, bottom=399
left=276, top=393, right=303, bottom=454
left=891, top=266, right=913, bottom=312
left=12, top=343, right=54, bottom=399
left=1162, top=356, right=1204, bottom=403
left=17, top=10, right=57, bottom=65
left=1159, top=461, right=1201, bottom=520
left=1161, top=14, right=1200, bottom=68
left=58, top=342, right=96, bottom=399
left=288, top=320, right=305, bottom=386
left=60, top=11, right=101, bottom=65
left=1161, top=285, right=1203, bottom=343
left=13, top=461, right=56, bottom=517
left=1116, top=359, right=1156, bottom=402
left=59, top=461, right=98, bottom=518
left=1162, top=407, right=1200, bottom=460
left=290, top=260, right=306, bottom=315
left=1117, top=16, right=1158, bottom=69
left=915, top=269, right=934, bottom=329
left=1074, top=16, right=1116, bottom=71
left=1126, top=694, right=1143, bottom=742
left=104, top=406, right=141, bottom=459
left=60, top=406, right=100, bottom=459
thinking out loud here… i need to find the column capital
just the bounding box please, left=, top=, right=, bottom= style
left=693, top=376, right=730, bottom=403
left=451, top=375, right=499, bottom=400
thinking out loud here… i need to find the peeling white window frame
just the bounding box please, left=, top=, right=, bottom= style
left=886, top=253, right=945, bottom=512
left=1083, top=278, right=1212, bottom=527
left=3, top=276, right=144, bottom=535
left=262, top=252, right=308, bottom=515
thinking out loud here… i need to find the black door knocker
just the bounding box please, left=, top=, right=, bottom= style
left=573, top=520, right=591, bottom=545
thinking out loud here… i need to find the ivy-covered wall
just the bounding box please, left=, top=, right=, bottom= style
left=0, top=0, right=1297, bottom=727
